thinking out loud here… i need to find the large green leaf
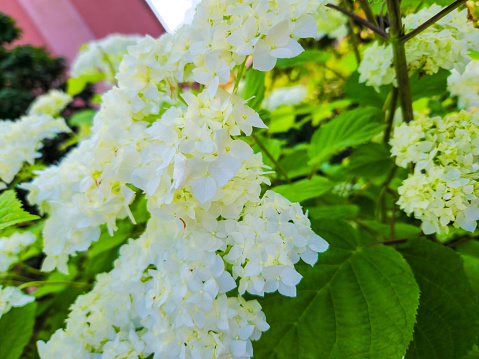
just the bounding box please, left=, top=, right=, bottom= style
left=346, top=143, right=394, bottom=181
left=308, top=107, right=385, bottom=166
left=344, top=71, right=388, bottom=108
left=0, top=190, right=39, bottom=230
left=0, top=302, right=36, bottom=359
left=307, top=204, right=359, bottom=220
left=268, top=106, right=296, bottom=133
left=254, top=221, right=420, bottom=359
left=279, top=145, right=311, bottom=179
left=276, top=50, right=331, bottom=69
left=345, top=68, right=448, bottom=108
left=273, top=176, right=334, bottom=203
left=410, top=69, right=449, bottom=101
left=242, top=69, right=265, bottom=112
left=456, top=240, right=479, bottom=296
left=67, top=73, right=105, bottom=96
left=398, top=239, right=479, bottom=359
left=69, top=109, right=96, bottom=126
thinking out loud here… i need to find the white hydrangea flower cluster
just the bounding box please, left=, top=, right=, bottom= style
left=0, top=285, right=34, bottom=319
left=26, top=1, right=331, bottom=357
left=27, top=89, right=72, bottom=117
left=71, top=33, right=143, bottom=85
left=359, top=5, right=479, bottom=90
left=315, top=0, right=347, bottom=40
left=22, top=135, right=137, bottom=273
left=262, top=85, right=307, bottom=112
left=447, top=59, right=479, bottom=110
left=116, top=0, right=329, bottom=110
left=0, top=232, right=36, bottom=272
left=391, top=111, right=479, bottom=234
left=39, top=189, right=326, bottom=358
left=0, top=114, right=70, bottom=184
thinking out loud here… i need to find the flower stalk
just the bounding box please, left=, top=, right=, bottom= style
left=387, top=0, right=414, bottom=123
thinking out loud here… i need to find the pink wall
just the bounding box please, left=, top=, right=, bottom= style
left=0, top=0, right=47, bottom=48
left=0, top=0, right=164, bottom=62
left=70, top=0, right=163, bottom=39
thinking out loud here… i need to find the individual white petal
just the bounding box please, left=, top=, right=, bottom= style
left=293, top=14, right=317, bottom=38
left=252, top=40, right=277, bottom=71
left=209, top=156, right=241, bottom=187
left=229, top=140, right=253, bottom=161
left=191, top=176, right=217, bottom=204
left=281, top=268, right=302, bottom=287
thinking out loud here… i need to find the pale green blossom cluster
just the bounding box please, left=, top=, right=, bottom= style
left=71, top=33, right=143, bottom=85
left=0, top=232, right=36, bottom=273
left=27, top=89, right=72, bottom=117
left=447, top=59, right=479, bottom=110
left=0, top=285, right=34, bottom=319
left=0, top=113, right=70, bottom=185
left=359, top=5, right=479, bottom=90
left=315, top=0, right=347, bottom=40
left=391, top=111, right=479, bottom=234
left=262, top=85, right=307, bottom=111
left=21, top=0, right=331, bottom=357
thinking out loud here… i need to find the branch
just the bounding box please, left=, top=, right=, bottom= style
left=387, top=0, right=414, bottom=123
left=357, top=0, right=380, bottom=27
left=382, top=86, right=398, bottom=143
left=400, top=0, right=468, bottom=42
left=326, top=3, right=389, bottom=40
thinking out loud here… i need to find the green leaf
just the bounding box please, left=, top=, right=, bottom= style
left=307, top=204, right=359, bottom=220
left=69, top=109, right=96, bottom=126
left=279, top=146, right=311, bottom=179
left=346, top=143, right=394, bottom=181
left=242, top=69, right=265, bottom=112
left=276, top=50, right=331, bottom=69
left=345, top=69, right=449, bottom=108
left=273, top=176, right=334, bottom=203
left=398, top=239, right=479, bottom=359
left=455, top=240, right=479, bottom=297
left=0, top=302, right=37, bottom=359
left=344, top=71, right=388, bottom=108
left=268, top=106, right=296, bottom=133
left=67, top=73, right=105, bottom=96
left=254, top=220, right=420, bottom=359
left=410, top=69, right=449, bottom=101
left=88, top=221, right=133, bottom=258
left=308, top=107, right=386, bottom=166
left=0, top=190, right=39, bottom=230
left=361, top=220, right=422, bottom=239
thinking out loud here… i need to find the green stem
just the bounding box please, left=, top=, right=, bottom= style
left=1, top=274, right=34, bottom=282
left=18, top=281, right=90, bottom=290
left=233, top=59, right=247, bottom=95
left=357, top=0, right=380, bottom=28
left=18, top=263, right=44, bottom=275
left=383, top=86, right=399, bottom=143
left=376, top=166, right=397, bottom=223
left=346, top=12, right=361, bottom=64
left=387, top=0, right=414, bottom=123
left=251, top=133, right=291, bottom=183
left=388, top=188, right=398, bottom=239
left=308, top=162, right=318, bottom=180
left=401, top=0, right=467, bottom=42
